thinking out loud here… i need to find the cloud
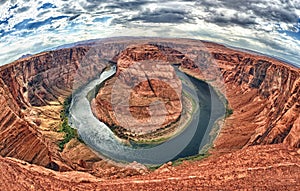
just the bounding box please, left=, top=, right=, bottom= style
left=16, top=6, right=30, bottom=13
left=129, top=8, right=194, bottom=23
left=196, top=0, right=299, bottom=30
left=78, top=0, right=152, bottom=13
left=105, top=0, right=152, bottom=10
left=204, top=13, right=257, bottom=27
left=37, top=3, right=57, bottom=11
left=0, top=0, right=299, bottom=68
left=13, top=16, right=68, bottom=30
left=0, top=0, right=8, bottom=6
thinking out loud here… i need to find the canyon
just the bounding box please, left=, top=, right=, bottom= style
left=0, top=37, right=299, bottom=190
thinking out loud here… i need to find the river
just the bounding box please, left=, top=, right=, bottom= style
left=69, top=65, right=225, bottom=164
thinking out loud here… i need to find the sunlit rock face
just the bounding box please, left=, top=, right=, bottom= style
left=197, top=43, right=300, bottom=150
left=91, top=44, right=187, bottom=137
left=0, top=47, right=99, bottom=170
left=0, top=44, right=124, bottom=170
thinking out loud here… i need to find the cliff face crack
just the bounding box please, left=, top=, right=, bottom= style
left=145, top=73, right=157, bottom=98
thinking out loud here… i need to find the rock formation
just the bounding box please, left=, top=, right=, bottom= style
left=192, top=44, right=300, bottom=150
left=0, top=37, right=299, bottom=189
left=0, top=144, right=299, bottom=190
left=91, top=44, right=187, bottom=137
left=0, top=43, right=130, bottom=170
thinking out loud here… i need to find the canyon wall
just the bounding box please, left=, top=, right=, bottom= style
left=189, top=44, right=300, bottom=150
left=0, top=43, right=127, bottom=169
left=0, top=47, right=90, bottom=170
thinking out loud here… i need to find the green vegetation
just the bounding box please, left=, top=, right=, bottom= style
left=172, top=153, right=210, bottom=167
left=225, top=107, right=233, bottom=118
left=58, top=96, right=80, bottom=151
left=58, top=118, right=78, bottom=151
left=148, top=164, right=161, bottom=171
left=131, top=136, right=170, bottom=146
left=148, top=152, right=210, bottom=171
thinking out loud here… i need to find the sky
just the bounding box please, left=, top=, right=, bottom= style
left=0, top=0, right=299, bottom=67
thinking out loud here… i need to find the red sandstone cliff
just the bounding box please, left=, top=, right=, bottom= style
left=0, top=45, right=119, bottom=170
left=201, top=45, right=300, bottom=150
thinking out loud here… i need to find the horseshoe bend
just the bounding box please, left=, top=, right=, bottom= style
left=0, top=37, right=299, bottom=190
left=91, top=44, right=184, bottom=141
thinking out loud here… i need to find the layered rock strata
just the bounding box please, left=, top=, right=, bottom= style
left=91, top=44, right=190, bottom=138
left=0, top=43, right=129, bottom=170
left=179, top=42, right=300, bottom=150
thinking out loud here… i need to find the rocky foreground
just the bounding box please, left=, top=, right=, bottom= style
left=0, top=37, right=299, bottom=190
left=1, top=144, right=299, bottom=190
